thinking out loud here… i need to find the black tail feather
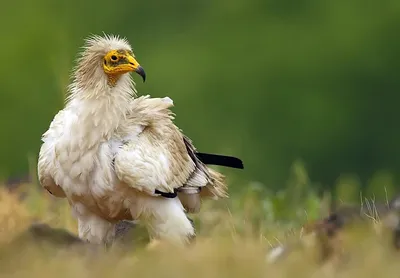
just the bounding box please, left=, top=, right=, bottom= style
left=195, top=152, right=244, bottom=169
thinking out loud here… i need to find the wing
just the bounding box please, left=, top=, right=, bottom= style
left=114, top=96, right=211, bottom=196
left=37, top=110, right=67, bottom=198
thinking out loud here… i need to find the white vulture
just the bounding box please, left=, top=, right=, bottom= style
left=37, top=34, right=243, bottom=247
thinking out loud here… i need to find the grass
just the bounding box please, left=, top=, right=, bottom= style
left=1, top=161, right=400, bottom=277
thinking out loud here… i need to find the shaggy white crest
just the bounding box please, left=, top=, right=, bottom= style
left=84, top=34, right=132, bottom=53
left=37, top=34, right=228, bottom=248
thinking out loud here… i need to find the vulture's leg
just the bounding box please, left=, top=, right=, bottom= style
left=73, top=205, right=116, bottom=247
left=135, top=196, right=195, bottom=246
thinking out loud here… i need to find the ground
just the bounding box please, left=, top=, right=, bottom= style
left=1, top=166, right=400, bottom=278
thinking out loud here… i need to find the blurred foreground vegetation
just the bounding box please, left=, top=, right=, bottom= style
left=1, top=163, right=400, bottom=277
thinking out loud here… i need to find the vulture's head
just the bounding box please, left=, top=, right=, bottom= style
left=71, top=34, right=146, bottom=92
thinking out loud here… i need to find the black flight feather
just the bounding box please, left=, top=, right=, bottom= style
left=195, top=152, right=244, bottom=169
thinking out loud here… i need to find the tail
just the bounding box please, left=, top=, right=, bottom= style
left=196, top=153, right=243, bottom=200
left=195, top=153, right=244, bottom=169
left=200, top=169, right=228, bottom=199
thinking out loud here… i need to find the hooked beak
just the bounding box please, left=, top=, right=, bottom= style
left=135, top=66, right=146, bottom=82
left=126, top=54, right=146, bottom=82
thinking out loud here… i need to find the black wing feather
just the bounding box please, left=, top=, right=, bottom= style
left=195, top=152, right=244, bottom=169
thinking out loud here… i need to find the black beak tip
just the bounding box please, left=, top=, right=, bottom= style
left=135, top=66, right=146, bottom=82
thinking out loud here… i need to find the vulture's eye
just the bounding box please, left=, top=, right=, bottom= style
left=111, top=55, right=118, bottom=61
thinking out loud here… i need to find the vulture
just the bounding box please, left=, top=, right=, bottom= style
left=37, top=34, right=243, bottom=247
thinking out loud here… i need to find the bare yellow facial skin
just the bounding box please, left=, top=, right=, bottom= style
left=103, top=50, right=140, bottom=75
left=103, top=50, right=146, bottom=86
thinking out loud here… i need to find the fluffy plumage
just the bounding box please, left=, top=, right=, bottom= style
left=38, top=34, right=240, bottom=246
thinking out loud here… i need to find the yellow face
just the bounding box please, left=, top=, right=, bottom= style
left=103, top=49, right=146, bottom=81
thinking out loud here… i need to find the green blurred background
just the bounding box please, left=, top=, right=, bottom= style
left=1, top=0, right=400, bottom=196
